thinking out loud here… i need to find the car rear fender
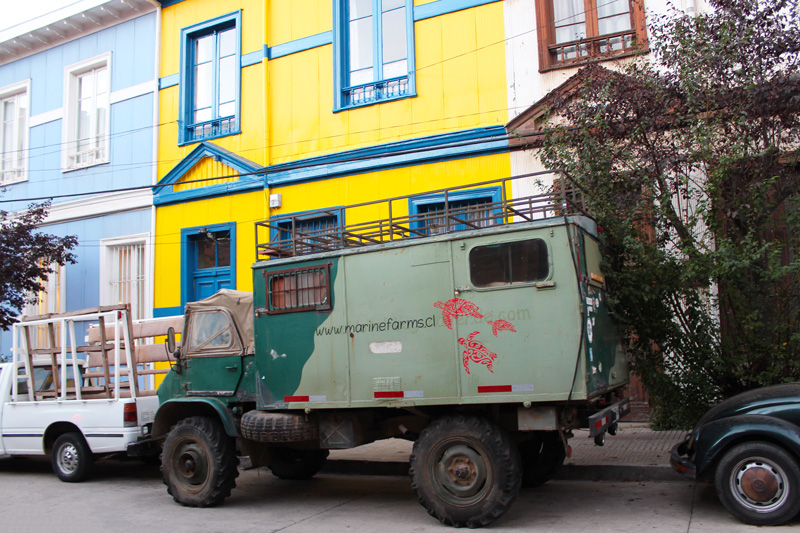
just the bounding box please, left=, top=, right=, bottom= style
left=696, top=414, right=800, bottom=477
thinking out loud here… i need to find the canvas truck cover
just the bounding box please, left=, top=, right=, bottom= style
left=184, top=289, right=255, bottom=355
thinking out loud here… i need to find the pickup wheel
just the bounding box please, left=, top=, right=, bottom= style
left=410, top=415, right=522, bottom=528
left=267, top=447, right=330, bottom=479
left=162, top=416, right=239, bottom=507
left=715, top=441, right=800, bottom=526
left=51, top=432, right=93, bottom=482
left=519, top=432, right=566, bottom=487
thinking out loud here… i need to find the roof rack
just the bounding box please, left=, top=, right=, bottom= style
left=255, top=170, right=586, bottom=258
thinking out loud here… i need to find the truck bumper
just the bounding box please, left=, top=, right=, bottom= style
left=587, top=398, right=631, bottom=437
left=670, top=440, right=697, bottom=479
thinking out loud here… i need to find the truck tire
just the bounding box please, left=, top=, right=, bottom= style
left=714, top=441, right=800, bottom=526
left=519, top=432, right=566, bottom=487
left=161, top=416, right=239, bottom=507
left=51, top=432, right=93, bottom=482
left=410, top=415, right=522, bottom=528
left=267, top=447, right=330, bottom=479
left=240, top=410, right=318, bottom=442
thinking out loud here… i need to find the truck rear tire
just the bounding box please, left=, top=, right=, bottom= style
left=267, top=447, right=330, bottom=479
left=161, top=416, right=239, bottom=507
left=51, top=432, right=93, bottom=482
left=410, top=415, right=522, bottom=528
left=519, top=432, right=566, bottom=487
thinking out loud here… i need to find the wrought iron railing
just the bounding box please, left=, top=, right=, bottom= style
left=255, top=171, right=587, bottom=259
left=343, top=76, right=410, bottom=107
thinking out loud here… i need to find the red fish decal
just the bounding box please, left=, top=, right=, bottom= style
left=434, top=298, right=484, bottom=330
left=487, top=319, right=517, bottom=336
left=458, top=332, right=497, bottom=374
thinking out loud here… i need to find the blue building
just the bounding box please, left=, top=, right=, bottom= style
left=0, top=0, right=158, bottom=355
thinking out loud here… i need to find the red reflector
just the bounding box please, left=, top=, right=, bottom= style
left=123, top=403, right=137, bottom=423
left=284, top=396, right=309, bottom=402
left=594, top=420, right=604, bottom=429
left=478, top=385, right=513, bottom=393
left=374, top=391, right=404, bottom=399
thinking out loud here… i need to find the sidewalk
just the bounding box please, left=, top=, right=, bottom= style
left=324, top=424, right=687, bottom=482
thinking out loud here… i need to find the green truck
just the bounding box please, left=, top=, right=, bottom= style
left=153, top=173, right=631, bottom=528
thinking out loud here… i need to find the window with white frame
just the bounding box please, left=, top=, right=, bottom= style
left=63, top=53, right=111, bottom=170
left=100, top=235, right=150, bottom=321
left=334, top=0, right=415, bottom=110
left=0, top=80, right=30, bottom=185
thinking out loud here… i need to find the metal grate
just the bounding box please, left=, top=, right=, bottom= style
left=109, top=243, right=146, bottom=321
left=256, top=171, right=587, bottom=259
left=265, top=264, right=331, bottom=314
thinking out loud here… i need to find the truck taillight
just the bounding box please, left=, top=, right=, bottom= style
left=124, top=403, right=137, bottom=427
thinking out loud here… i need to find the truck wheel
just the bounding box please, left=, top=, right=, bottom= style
left=162, top=416, right=239, bottom=507
left=51, top=432, right=93, bottom=482
left=410, top=415, right=522, bottom=528
left=267, top=447, right=330, bottom=479
left=519, top=432, right=566, bottom=487
left=715, top=441, right=800, bottom=526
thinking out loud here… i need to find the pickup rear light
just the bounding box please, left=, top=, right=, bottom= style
left=124, top=403, right=137, bottom=427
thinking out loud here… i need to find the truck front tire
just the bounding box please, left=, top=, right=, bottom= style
left=162, top=416, right=239, bottom=507
left=410, top=415, right=522, bottom=528
left=52, top=432, right=93, bottom=482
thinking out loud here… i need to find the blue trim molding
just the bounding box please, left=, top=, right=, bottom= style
left=154, top=142, right=262, bottom=206
left=268, top=32, right=333, bottom=60
left=413, top=0, right=501, bottom=21
left=154, top=306, right=184, bottom=318
left=241, top=49, right=264, bottom=67
left=159, top=73, right=179, bottom=90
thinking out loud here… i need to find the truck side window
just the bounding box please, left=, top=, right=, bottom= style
left=469, top=239, right=549, bottom=287
left=186, top=311, right=237, bottom=353
left=266, top=264, right=331, bottom=314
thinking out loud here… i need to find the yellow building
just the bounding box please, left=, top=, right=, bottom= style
left=153, top=0, right=513, bottom=316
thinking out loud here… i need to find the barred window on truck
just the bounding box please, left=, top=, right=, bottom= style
left=469, top=239, right=549, bottom=287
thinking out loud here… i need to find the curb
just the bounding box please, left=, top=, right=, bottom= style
left=321, top=460, right=681, bottom=482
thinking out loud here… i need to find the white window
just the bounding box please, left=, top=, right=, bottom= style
left=63, top=53, right=111, bottom=171
left=22, top=263, right=65, bottom=349
left=0, top=80, right=30, bottom=185
left=100, top=234, right=151, bottom=321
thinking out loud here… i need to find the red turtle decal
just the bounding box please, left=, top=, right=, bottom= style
left=487, top=319, right=517, bottom=336
left=458, top=331, right=497, bottom=375
left=434, top=298, right=484, bottom=330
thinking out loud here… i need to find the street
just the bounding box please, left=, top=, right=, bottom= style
left=0, top=457, right=791, bottom=532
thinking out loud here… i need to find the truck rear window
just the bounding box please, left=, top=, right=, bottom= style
left=469, top=239, right=549, bottom=287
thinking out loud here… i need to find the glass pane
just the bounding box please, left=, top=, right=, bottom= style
left=3, top=122, right=12, bottom=154
left=598, top=13, right=633, bottom=35
left=195, top=34, right=214, bottom=64
left=95, top=67, right=108, bottom=95
left=349, top=17, right=373, bottom=72
left=3, top=99, right=14, bottom=123
left=555, top=23, right=585, bottom=44
left=382, top=7, right=407, bottom=65
left=194, top=62, right=213, bottom=110
left=382, top=59, right=407, bottom=79
left=194, top=107, right=212, bottom=123
left=218, top=28, right=236, bottom=57
left=217, top=237, right=230, bottom=267
left=218, top=55, right=236, bottom=104
left=597, top=0, right=630, bottom=18
left=383, top=0, right=404, bottom=10
left=188, top=311, right=233, bottom=351
left=349, top=0, right=372, bottom=19
left=469, top=239, right=549, bottom=287
left=350, top=67, right=373, bottom=86
left=78, top=73, right=94, bottom=99
left=553, top=0, right=585, bottom=26
left=197, top=239, right=215, bottom=269
left=78, top=101, right=91, bottom=141
left=96, top=106, right=107, bottom=144
left=218, top=101, right=235, bottom=118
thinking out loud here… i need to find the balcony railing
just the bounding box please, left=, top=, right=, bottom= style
left=343, top=76, right=410, bottom=107
left=186, top=116, right=237, bottom=143
left=549, top=29, right=638, bottom=66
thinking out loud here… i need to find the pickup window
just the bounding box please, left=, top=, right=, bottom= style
left=469, top=239, right=549, bottom=287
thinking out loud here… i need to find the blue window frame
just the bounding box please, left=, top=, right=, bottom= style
left=409, top=187, right=502, bottom=236
left=271, top=211, right=341, bottom=255
left=333, top=0, right=416, bottom=111
left=181, top=223, right=236, bottom=304
left=179, top=12, right=241, bottom=145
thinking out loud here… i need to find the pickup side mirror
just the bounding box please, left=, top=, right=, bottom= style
left=166, top=327, right=178, bottom=358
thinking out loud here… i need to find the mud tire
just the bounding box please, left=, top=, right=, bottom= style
left=267, top=447, right=330, bottom=479
left=715, top=441, right=800, bottom=526
left=410, top=415, right=522, bottom=528
left=519, top=432, right=566, bottom=488
left=52, top=432, right=93, bottom=482
left=161, top=416, right=239, bottom=507
left=240, top=411, right=319, bottom=442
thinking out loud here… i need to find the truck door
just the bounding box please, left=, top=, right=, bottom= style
left=182, top=309, right=244, bottom=396
left=449, top=231, right=579, bottom=399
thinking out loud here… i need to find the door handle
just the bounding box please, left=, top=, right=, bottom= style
left=225, top=364, right=238, bottom=372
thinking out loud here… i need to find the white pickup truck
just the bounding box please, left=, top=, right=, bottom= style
left=0, top=306, right=180, bottom=481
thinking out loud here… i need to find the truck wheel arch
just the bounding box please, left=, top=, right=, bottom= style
left=154, top=398, right=239, bottom=438
left=43, top=422, right=84, bottom=453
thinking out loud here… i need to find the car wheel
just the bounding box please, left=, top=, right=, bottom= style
left=51, top=432, right=93, bottom=482
left=410, top=415, right=522, bottom=528
left=715, top=441, right=800, bottom=526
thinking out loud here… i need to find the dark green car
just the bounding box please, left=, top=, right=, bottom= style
left=671, top=383, right=800, bottom=526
